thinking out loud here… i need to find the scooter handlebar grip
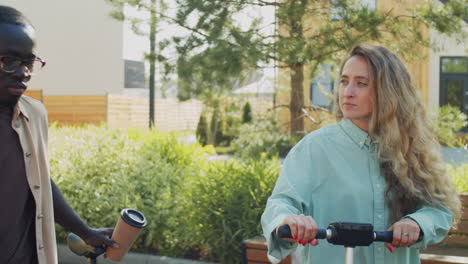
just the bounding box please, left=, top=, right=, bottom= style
left=316, top=229, right=327, bottom=239
left=278, top=225, right=292, bottom=239
left=374, top=231, right=393, bottom=243
left=277, top=225, right=327, bottom=240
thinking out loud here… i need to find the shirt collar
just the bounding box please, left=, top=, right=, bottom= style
left=13, top=97, right=30, bottom=121
left=339, top=118, right=373, bottom=150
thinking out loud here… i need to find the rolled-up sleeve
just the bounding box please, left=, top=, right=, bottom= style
left=261, top=145, right=313, bottom=260
left=405, top=204, right=453, bottom=249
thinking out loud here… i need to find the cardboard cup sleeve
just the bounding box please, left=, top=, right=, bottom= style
left=106, top=208, right=147, bottom=261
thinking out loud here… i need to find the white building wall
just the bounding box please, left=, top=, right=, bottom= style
left=429, top=25, right=468, bottom=108
left=2, top=0, right=124, bottom=96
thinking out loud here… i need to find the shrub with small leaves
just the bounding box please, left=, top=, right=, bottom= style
left=232, top=114, right=292, bottom=159
left=49, top=125, right=212, bottom=254
left=175, top=157, right=281, bottom=263
left=434, top=105, right=467, bottom=147
left=448, top=163, right=468, bottom=193
left=49, top=125, right=280, bottom=263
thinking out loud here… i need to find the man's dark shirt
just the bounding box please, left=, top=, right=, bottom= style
left=0, top=104, right=37, bottom=264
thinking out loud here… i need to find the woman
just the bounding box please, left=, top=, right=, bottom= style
left=261, top=44, right=461, bottom=264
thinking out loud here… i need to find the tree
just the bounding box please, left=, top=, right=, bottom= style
left=159, top=0, right=467, bottom=137
left=242, top=101, right=253, bottom=123
left=210, top=103, right=224, bottom=145
left=105, top=0, right=167, bottom=128
left=196, top=112, right=208, bottom=146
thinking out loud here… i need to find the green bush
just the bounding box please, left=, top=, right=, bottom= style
left=49, top=125, right=468, bottom=263
left=210, top=105, right=224, bottom=146
left=222, top=102, right=243, bottom=147
left=49, top=125, right=279, bottom=263
left=231, top=114, right=293, bottom=159
left=175, top=157, right=280, bottom=263
left=448, top=163, right=468, bottom=193
left=434, top=105, right=467, bottom=147
left=50, top=125, right=212, bottom=254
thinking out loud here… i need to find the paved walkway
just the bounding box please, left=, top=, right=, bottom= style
left=58, top=244, right=216, bottom=264
left=442, top=146, right=467, bottom=166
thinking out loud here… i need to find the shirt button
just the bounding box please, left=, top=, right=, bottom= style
left=39, top=245, right=44, bottom=250
left=37, top=214, right=44, bottom=219
left=25, top=152, right=32, bottom=158
left=378, top=247, right=382, bottom=252
left=15, top=121, right=21, bottom=128
left=376, top=184, right=381, bottom=188
left=33, top=185, right=40, bottom=190
left=377, top=214, right=382, bottom=219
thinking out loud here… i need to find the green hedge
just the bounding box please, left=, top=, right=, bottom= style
left=231, top=114, right=293, bottom=159
left=49, top=125, right=466, bottom=263
left=50, top=126, right=210, bottom=252
left=173, top=157, right=280, bottom=261
left=49, top=125, right=280, bottom=263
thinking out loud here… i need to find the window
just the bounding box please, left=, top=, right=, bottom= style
left=439, top=57, right=468, bottom=130
left=310, top=64, right=334, bottom=109
left=441, top=57, right=468, bottom=73
left=125, top=60, right=146, bottom=88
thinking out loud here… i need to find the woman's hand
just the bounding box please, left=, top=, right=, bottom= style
left=277, top=214, right=319, bottom=246
left=385, top=218, right=421, bottom=252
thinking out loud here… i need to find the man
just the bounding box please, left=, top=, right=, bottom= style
left=0, top=5, right=118, bottom=263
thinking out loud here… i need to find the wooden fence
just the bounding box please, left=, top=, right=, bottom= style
left=107, top=94, right=149, bottom=129
left=23, top=90, right=273, bottom=131
left=24, top=90, right=43, bottom=101
left=44, top=95, right=107, bottom=126
left=23, top=90, right=203, bottom=130
left=154, top=98, right=203, bottom=131
left=24, top=90, right=106, bottom=126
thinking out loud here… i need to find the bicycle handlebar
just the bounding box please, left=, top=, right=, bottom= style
left=278, top=222, right=393, bottom=247
left=67, top=233, right=105, bottom=259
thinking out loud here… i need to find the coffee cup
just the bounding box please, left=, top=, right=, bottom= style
left=106, top=208, right=147, bottom=261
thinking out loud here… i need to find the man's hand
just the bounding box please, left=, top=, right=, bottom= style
left=80, top=227, right=119, bottom=249
left=385, top=218, right=421, bottom=252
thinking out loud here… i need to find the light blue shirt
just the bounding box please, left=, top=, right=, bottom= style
left=261, top=119, right=452, bottom=264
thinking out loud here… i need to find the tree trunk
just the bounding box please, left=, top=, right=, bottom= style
left=149, top=0, right=157, bottom=128
left=290, top=64, right=304, bottom=137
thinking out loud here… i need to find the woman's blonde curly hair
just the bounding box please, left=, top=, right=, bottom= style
left=333, top=44, right=461, bottom=226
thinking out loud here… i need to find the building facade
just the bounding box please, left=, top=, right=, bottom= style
left=277, top=0, right=467, bottom=133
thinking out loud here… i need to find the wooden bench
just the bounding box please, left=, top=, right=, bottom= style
left=242, top=235, right=291, bottom=264
left=244, top=194, right=467, bottom=264
left=420, top=193, right=468, bottom=264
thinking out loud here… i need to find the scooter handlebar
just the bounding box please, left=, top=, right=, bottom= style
left=277, top=224, right=394, bottom=244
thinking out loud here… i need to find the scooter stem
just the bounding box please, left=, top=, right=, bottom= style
left=345, top=247, right=354, bottom=264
